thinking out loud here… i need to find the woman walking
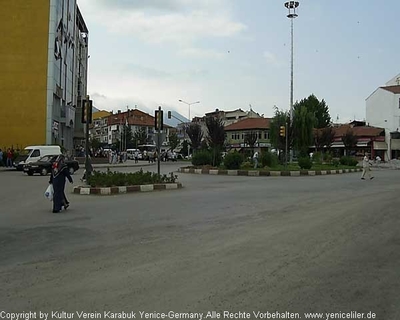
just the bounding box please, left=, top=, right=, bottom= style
left=49, top=155, right=73, bottom=213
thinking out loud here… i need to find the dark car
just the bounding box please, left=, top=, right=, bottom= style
left=23, top=155, right=80, bottom=176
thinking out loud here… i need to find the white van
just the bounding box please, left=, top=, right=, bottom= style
left=126, top=149, right=141, bottom=160
left=14, top=145, right=61, bottom=170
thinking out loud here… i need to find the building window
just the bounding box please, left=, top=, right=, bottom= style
left=258, top=132, right=262, bottom=139
left=264, top=131, right=269, bottom=139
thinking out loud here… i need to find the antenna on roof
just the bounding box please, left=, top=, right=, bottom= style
left=336, top=114, right=339, bottom=123
left=249, top=104, right=252, bottom=111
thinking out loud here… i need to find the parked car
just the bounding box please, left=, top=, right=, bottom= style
left=23, top=155, right=80, bottom=176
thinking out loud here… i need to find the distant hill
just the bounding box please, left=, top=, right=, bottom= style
left=92, top=106, right=100, bottom=113
left=164, top=111, right=189, bottom=127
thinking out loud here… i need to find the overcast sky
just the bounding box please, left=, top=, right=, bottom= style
left=77, top=0, right=400, bottom=123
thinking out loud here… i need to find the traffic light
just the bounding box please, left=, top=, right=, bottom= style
left=279, top=125, right=286, bottom=137
left=155, top=110, right=164, bottom=131
left=81, top=98, right=93, bottom=124
left=167, top=111, right=172, bottom=119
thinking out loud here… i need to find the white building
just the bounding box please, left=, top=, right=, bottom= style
left=366, top=74, right=400, bottom=160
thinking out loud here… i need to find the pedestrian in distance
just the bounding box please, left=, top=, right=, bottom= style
left=6, top=148, right=13, bottom=168
left=0, top=148, right=3, bottom=167
left=49, top=155, right=73, bottom=213
left=361, top=153, right=374, bottom=180
left=253, top=151, right=259, bottom=169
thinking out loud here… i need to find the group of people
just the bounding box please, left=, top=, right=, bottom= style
left=0, top=148, right=14, bottom=167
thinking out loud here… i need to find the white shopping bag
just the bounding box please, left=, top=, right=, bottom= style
left=44, top=184, right=54, bottom=201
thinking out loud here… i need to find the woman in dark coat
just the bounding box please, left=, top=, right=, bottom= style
left=49, top=155, right=73, bottom=213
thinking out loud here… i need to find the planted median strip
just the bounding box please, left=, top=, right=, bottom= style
left=179, top=167, right=362, bottom=177
left=73, top=169, right=182, bottom=195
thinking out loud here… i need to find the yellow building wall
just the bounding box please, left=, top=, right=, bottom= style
left=0, top=1, right=50, bottom=150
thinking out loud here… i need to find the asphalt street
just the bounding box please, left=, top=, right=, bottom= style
left=0, top=162, right=399, bottom=319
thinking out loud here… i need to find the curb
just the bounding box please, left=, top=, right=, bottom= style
left=178, top=168, right=362, bottom=176
left=92, top=163, right=155, bottom=169
left=73, top=183, right=183, bottom=195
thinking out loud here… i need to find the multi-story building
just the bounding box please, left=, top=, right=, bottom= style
left=89, top=110, right=112, bottom=145
left=225, top=118, right=271, bottom=151
left=0, top=0, right=89, bottom=151
left=107, top=109, right=171, bottom=148
left=366, top=73, right=400, bottom=160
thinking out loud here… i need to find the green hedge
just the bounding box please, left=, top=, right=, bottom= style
left=260, top=151, right=279, bottom=168
left=87, top=169, right=177, bottom=187
left=298, top=157, right=312, bottom=169
left=340, top=156, right=358, bottom=166
left=223, top=152, right=244, bottom=170
left=192, top=150, right=212, bottom=166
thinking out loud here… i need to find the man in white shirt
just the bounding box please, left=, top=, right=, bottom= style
left=253, top=151, right=259, bottom=169
left=361, top=153, right=374, bottom=180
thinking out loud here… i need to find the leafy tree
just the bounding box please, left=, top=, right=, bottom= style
left=186, top=123, right=203, bottom=152
left=321, top=126, right=335, bottom=151
left=270, top=107, right=292, bottom=162
left=341, top=129, right=358, bottom=156
left=133, top=128, right=148, bottom=146
left=294, top=94, right=331, bottom=129
left=181, top=140, right=189, bottom=157
left=90, top=137, right=101, bottom=151
left=244, top=131, right=258, bottom=153
left=168, top=132, right=180, bottom=151
left=293, top=105, right=314, bottom=157
left=205, top=116, right=226, bottom=166
left=122, top=125, right=134, bottom=149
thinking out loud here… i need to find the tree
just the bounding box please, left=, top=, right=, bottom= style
left=270, top=107, right=292, bottom=162
left=168, top=132, right=180, bottom=151
left=321, top=126, right=335, bottom=152
left=205, top=116, right=226, bottom=166
left=186, top=123, right=203, bottom=152
left=294, top=94, right=331, bottom=129
left=244, top=131, right=258, bottom=153
left=342, top=129, right=358, bottom=156
left=90, top=137, right=101, bottom=151
left=122, top=125, right=134, bottom=149
left=181, top=140, right=189, bottom=157
left=293, top=105, right=314, bottom=157
left=133, top=128, right=148, bottom=146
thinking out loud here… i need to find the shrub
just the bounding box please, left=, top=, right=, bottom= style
left=260, top=151, right=279, bottom=168
left=223, top=152, right=244, bottom=170
left=192, top=150, right=212, bottom=166
left=240, top=161, right=252, bottom=169
left=312, top=152, right=322, bottom=164
left=332, top=159, right=340, bottom=167
left=323, top=152, right=333, bottom=163
left=340, top=156, right=358, bottom=166
left=298, top=156, right=312, bottom=169
left=87, top=169, right=178, bottom=187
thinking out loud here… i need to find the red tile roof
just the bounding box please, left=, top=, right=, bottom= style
left=333, top=124, right=384, bottom=138
left=107, top=109, right=171, bottom=128
left=225, top=118, right=271, bottom=131
left=380, top=85, right=400, bottom=94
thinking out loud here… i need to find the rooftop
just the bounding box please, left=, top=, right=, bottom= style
left=380, top=85, right=400, bottom=94
left=225, top=118, right=271, bottom=131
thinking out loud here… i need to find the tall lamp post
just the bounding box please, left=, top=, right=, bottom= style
left=285, top=1, right=299, bottom=161
left=178, top=99, right=200, bottom=158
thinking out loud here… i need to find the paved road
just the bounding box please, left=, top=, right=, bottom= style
left=0, top=165, right=399, bottom=319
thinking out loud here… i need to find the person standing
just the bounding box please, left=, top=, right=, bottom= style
left=361, top=153, right=374, bottom=180
left=49, top=155, right=73, bottom=213
left=0, top=149, right=3, bottom=167
left=6, top=149, right=13, bottom=168
left=253, top=151, right=259, bottom=169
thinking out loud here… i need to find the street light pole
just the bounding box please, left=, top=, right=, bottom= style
left=285, top=1, right=299, bottom=162
left=179, top=99, right=200, bottom=158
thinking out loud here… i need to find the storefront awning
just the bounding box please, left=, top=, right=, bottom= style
left=373, top=141, right=388, bottom=150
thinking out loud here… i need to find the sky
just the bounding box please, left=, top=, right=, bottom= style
left=77, top=0, right=400, bottom=124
